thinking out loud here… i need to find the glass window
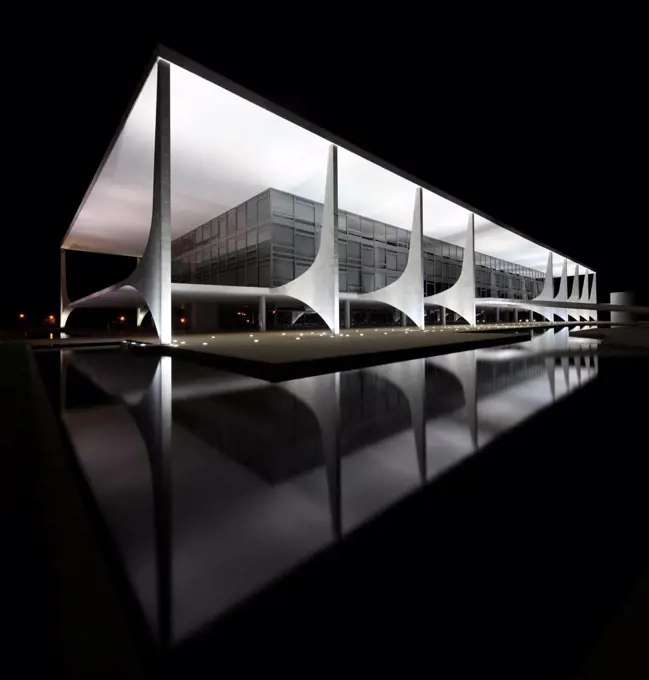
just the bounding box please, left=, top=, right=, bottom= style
left=247, top=199, right=258, bottom=227
left=274, top=257, right=294, bottom=280
left=347, top=214, right=361, bottom=233
left=227, top=210, right=236, bottom=236
left=362, top=246, right=373, bottom=266
left=375, top=271, right=386, bottom=289
left=273, top=190, right=294, bottom=216
left=375, top=246, right=386, bottom=268
left=258, top=193, right=270, bottom=222
left=237, top=206, right=246, bottom=232
left=386, top=251, right=397, bottom=270
left=339, top=271, right=347, bottom=291
left=374, top=222, right=386, bottom=242
left=218, top=215, right=226, bottom=239
left=397, top=252, right=407, bottom=269
left=246, top=230, right=257, bottom=248
left=347, top=240, right=361, bottom=260
left=295, top=200, right=315, bottom=224
left=227, top=237, right=236, bottom=255
left=259, top=263, right=271, bottom=287
left=347, top=268, right=361, bottom=286
left=295, top=234, right=315, bottom=258
left=361, top=218, right=374, bottom=238
left=386, top=226, right=397, bottom=245
left=274, top=224, right=293, bottom=246
left=202, top=223, right=211, bottom=244
left=295, top=263, right=309, bottom=278
left=362, top=273, right=374, bottom=293
left=398, top=229, right=410, bottom=247
left=338, top=212, right=347, bottom=232
left=338, top=242, right=347, bottom=263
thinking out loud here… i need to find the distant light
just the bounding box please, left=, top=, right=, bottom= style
left=345, top=334, right=350, bottom=337
left=48, top=315, right=55, bottom=321
left=139, top=343, right=146, bottom=347
left=249, top=334, right=254, bottom=337
left=360, top=333, right=364, bottom=336
left=296, top=337, right=301, bottom=340
left=202, top=342, right=208, bottom=346
left=384, top=332, right=388, bottom=335
left=49, top=333, right=53, bottom=340
left=180, top=341, right=186, bottom=345
left=18, top=313, right=25, bottom=319
left=300, top=333, right=304, bottom=336
left=119, top=316, right=126, bottom=322
left=211, top=336, right=215, bottom=339
left=180, top=317, right=186, bottom=324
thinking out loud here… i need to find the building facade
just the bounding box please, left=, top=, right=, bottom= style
left=171, top=188, right=545, bottom=302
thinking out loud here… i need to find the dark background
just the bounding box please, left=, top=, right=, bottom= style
left=1, top=6, right=643, bottom=328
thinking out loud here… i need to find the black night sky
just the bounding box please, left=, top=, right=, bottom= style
left=2, top=8, right=644, bottom=328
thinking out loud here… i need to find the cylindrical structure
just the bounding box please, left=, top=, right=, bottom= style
left=401, top=313, right=408, bottom=327
left=344, top=299, right=351, bottom=329
left=441, top=306, right=446, bottom=325
left=610, top=292, right=634, bottom=324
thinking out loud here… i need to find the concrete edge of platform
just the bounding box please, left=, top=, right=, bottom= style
left=137, top=331, right=532, bottom=382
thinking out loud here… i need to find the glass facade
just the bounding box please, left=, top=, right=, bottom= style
left=172, top=188, right=545, bottom=300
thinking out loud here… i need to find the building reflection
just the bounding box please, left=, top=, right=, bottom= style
left=59, top=327, right=598, bottom=644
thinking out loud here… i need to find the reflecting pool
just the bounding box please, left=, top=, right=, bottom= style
left=38, top=327, right=598, bottom=646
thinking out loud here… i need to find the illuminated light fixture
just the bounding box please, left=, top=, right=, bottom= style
left=300, top=333, right=304, bottom=336
left=211, top=335, right=215, bottom=339
left=180, top=341, right=186, bottom=345
left=202, top=342, right=208, bottom=346
left=119, top=316, right=126, bottom=322
left=254, top=339, right=259, bottom=343
left=345, top=334, right=350, bottom=337
left=140, top=343, right=147, bottom=347
left=296, top=337, right=301, bottom=340
left=249, top=334, right=254, bottom=337
left=18, top=313, right=25, bottom=319
left=360, top=333, right=364, bottom=336
left=180, top=317, right=186, bottom=324
left=384, top=332, right=388, bottom=335
left=282, top=332, right=286, bottom=335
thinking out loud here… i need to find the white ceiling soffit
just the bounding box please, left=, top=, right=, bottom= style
left=63, top=59, right=586, bottom=277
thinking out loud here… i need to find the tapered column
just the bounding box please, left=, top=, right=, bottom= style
left=441, top=306, right=446, bottom=325
left=401, top=313, right=407, bottom=327
left=60, top=249, right=72, bottom=328
left=424, top=213, right=475, bottom=325
left=344, top=299, right=351, bottom=329
left=124, top=60, right=171, bottom=344
left=360, top=188, right=425, bottom=329
left=258, top=295, right=267, bottom=331
left=275, top=145, right=339, bottom=333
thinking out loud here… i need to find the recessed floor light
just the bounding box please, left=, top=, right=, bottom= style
left=296, top=337, right=301, bottom=340
left=202, top=342, right=208, bottom=346
left=254, top=339, right=259, bottom=343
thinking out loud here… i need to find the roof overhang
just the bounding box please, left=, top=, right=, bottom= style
left=63, top=46, right=592, bottom=277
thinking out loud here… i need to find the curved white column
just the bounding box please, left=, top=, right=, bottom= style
left=588, top=273, right=598, bottom=321
left=567, top=264, right=581, bottom=321
left=579, top=272, right=591, bottom=321
left=124, top=60, right=172, bottom=344
left=358, top=188, right=424, bottom=329
left=425, top=213, right=475, bottom=325
left=60, top=249, right=73, bottom=328
left=553, top=259, right=569, bottom=322
left=274, top=145, right=339, bottom=333
left=527, top=252, right=555, bottom=322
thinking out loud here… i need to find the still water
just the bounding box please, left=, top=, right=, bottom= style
left=41, top=327, right=598, bottom=645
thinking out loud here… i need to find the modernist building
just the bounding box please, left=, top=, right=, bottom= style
left=61, top=48, right=606, bottom=343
